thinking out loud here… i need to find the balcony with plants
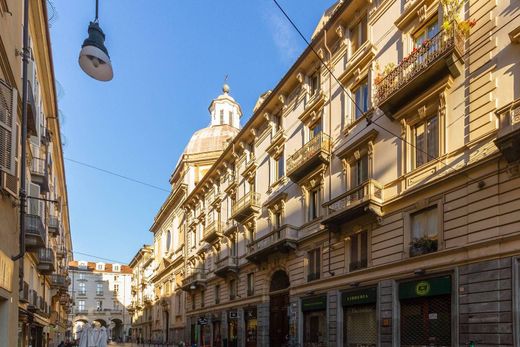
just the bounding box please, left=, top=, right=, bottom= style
left=286, top=132, right=331, bottom=182
left=231, top=191, right=261, bottom=222
left=409, top=237, right=438, bottom=257
left=246, top=225, right=298, bottom=263
left=375, top=2, right=473, bottom=115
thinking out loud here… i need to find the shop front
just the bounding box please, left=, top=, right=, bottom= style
left=342, top=286, right=377, bottom=347
left=227, top=310, right=238, bottom=347
left=211, top=314, right=222, bottom=347
left=301, top=295, right=327, bottom=347
left=244, top=307, right=257, bottom=347
left=399, top=275, right=452, bottom=347
left=198, top=316, right=210, bottom=347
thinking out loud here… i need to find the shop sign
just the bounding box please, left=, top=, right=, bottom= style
left=301, top=295, right=327, bottom=312
left=399, top=275, right=451, bottom=299
left=197, top=317, right=208, bottom=325
left=341, top=287, right=377, bottom=307
left=228, top=310, right=239, bottom=319
left=0, top=250, right=13, bottom=292
left=245, top=308, right=257, bottom=319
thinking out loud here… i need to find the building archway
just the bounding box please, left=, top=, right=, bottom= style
left=269, top=269, right=290, bottom=347
left=93, top=318, right=107, bottom=328
left=110, top=318, right=123, bottom=342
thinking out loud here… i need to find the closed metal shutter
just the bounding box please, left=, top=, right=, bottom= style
left=344, top=304, right=377, bottom=347
left=400, top=294, right=451, bottom=346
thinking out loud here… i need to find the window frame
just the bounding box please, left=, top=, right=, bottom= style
left=352, top=78, right=369, bottom=120
left=350, top=14, right=368, bottom=55
left=348, top=230, right=369, bottom=272
left=308, top=187, right=321, bottom=221
left=403, top=201, right=443, bottom=258
left=412, top=114, right=439, bottom=169
left=307, top=248, right=321, bottom=282
left=247, top=273, right=254, bottom=296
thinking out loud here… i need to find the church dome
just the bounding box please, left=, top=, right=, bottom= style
left=184, top=124, right=239, bottom=155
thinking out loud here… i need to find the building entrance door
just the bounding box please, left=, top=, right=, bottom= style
left=270, top=292, right=289, bottom=346
left=269, top=269, right=291, bottom=347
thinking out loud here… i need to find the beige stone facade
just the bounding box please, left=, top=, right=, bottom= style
left=0, top=1, right=73, bottom=346
left=132, top=0, right=520, bottom=346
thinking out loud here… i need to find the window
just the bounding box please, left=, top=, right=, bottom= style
left=414, top=19, right=439, bottom=47
left=220, top=110, right=224, bottom=124
left=78, top=300, right=85, bottom=312
left=413, top=115, right=438, bottom=168
left=310, top=70, right=320, bottom=96
left=96, top=300, right=103, bottom=311
left=78, top=282, right=86, bottom=296
left=247, top=273, right=254, bottom=296
left=310, top=121, right=322, bottom=139
left=273, top=211, right=282, bottom=230
left=165, top=230, right=171, bottom=254
left=201, top=289, right=205, bottom=308
left=78, top=261, right=87, bottom=269
left=230, top=238, right=236, bottom=257
left=113, top=264, right=120, bottom=272
left=229, top=279, right=237, bottom=300
left=228, top=111, right=233, bottom=125
left=308, top=188, right=320, bottom=221
left=350, top=15, right=368, bottom=54
left=410, top=206, right=438, bottom=256
left=78, top=273, right=85, bottom=281
left=272, top=112, right=282, bottom=133
left=96, top=263, right=104, bottom=271
left=114, top=284, right=119, bottom=295
left=275, top=154, right=285, bottom=181
left=349, top=230, right=368, bottom=271
left=215, top=285, right=220, bottom=304
left=353, top=79, right=369, bottom=120
left=351, top=154, right=368, bottom=188
left=308, top=248, right=321, bottom=281
left=176, top=293, right=181, bottom=314
left=96, top=283, right=103, bottom=296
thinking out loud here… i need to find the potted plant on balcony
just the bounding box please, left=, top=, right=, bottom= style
left=441, top=0, right=476, bottom=36
left=410, top=236, right=438, bottom=256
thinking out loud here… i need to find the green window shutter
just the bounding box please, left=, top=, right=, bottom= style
left=0, top=80, right=17, bottom=176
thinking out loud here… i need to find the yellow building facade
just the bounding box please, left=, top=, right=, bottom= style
left=132, top=0, right=520, bottom=346
left=0, top=1, right=73, bottom=346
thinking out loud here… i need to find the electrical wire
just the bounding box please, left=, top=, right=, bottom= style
left=72, top=251, right=128, bottom=264
left=272, top=0, right=520, bottom=181
left=64, top=157, right=170, bottom=193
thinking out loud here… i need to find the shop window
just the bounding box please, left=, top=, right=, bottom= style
left=247, top=273, right=254, bottom=296
left=349, top=230, right=368, bottom=271
left=350, top=15, right=368, bottom=54
left=308, top=248, right=321, bottom=282
left=353, top=79, right=369, bottom=120
left=308, top=188, right=321, bottom=221
left=413, top=115, right=439, bottom=168
left=410, top=206, right=439, bottom=256
left=215, top=285, right=220, bottom=304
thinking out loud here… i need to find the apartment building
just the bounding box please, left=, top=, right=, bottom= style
left=132, top=0, right=520, bottom=346
left=68, top=261, right=132, bottom=342
left=0, top=1, right=73, bottom=346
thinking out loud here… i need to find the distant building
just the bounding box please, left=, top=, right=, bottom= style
left=68, top=261, right=132, bottom=342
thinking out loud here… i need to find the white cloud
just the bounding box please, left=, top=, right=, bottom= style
left=264, top=9, right=301, bottom=63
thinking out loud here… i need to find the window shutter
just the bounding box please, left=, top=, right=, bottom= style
left=0, top=80, right=17, bottom=176
left=28, top=183, right=40, bottom=216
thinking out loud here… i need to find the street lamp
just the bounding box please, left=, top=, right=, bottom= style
left=78, top=0, right=113, bottom=81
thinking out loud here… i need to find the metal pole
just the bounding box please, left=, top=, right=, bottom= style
left=95, top=0, right=99, bottom=21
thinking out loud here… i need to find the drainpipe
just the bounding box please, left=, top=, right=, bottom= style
left=324, top=28, right=335, bottom=277
left=12, top=0, right=30, bottom=303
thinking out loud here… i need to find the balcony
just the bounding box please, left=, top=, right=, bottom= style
left=214, top=256, right=238, bottom=278
left=349, top=259, right=368, bottom=272
left=181, top=271, right=206, bottom=291
left=56, top=245, right=67, bottom=260
left=375, top=25, right=465, bottom=115
left=48, top=216, right=60, bottom=236
left=246, top=225, right=298, bottom=263
left=203, top=220, right=222, bottom=243
left=322, top=179, right=383, bottom=226
left=231, top=192, right=261, bottom=222
left=24, top=214, right=46, bottom=251
left=30, top=157, right=49, bottom=193
left=223, top=220, right=239, bottom=237
left=50, top=274, right=68, bottom=290
left=37, top=248, right=55, bottom=275
left=495, top=98, right=520, bottom=163
left=287, top=132, right=331, bottom=182
left=28, top=289, right=38, bottom=312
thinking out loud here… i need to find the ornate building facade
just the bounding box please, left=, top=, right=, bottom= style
left=131, top=0, right=520, bottom=346
left=0, top=1, right=73, bottom=346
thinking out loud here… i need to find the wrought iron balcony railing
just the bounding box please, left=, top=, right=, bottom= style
left=30, top=157, right=49, bottom=192
left=214, top=256, right=238, bottom=278
left=247, top=225, right=298, bottom=263
left=231, top=191, right=261, bottom=221
left=25, top=213, right=46, bottom=251
left=287, top=132, right=331, bottom=182
left=495, top=98, right=520, bottom=163
left=37, top=248, right=55, bottom=274
left=181, top=270, right=207, bottom=291
left=375, top=24, right=465, bottom=114
left=50, top=274, right=68, bottom=290
left=48, top=216, right=60, bottom=236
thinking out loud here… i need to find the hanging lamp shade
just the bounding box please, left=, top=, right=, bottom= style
left=78, top=21, right=113, bottom=81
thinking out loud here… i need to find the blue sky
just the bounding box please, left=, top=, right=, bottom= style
left=50, top=1, right=334, bottom=264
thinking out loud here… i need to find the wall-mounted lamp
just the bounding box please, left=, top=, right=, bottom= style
left=414, top=268, right=426, bottom=276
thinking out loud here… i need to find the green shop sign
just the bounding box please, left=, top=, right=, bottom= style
left=301, top=295, right=327, bottom=312
left=341, top=287, right=377, bottom=307
left=399, top=275, right=451, bottom=299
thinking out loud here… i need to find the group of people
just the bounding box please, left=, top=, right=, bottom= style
left=76, top=322, right=108, bottom=347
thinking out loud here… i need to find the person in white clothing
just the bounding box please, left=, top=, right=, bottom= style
left=97, top=326, right=108, bottom=347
